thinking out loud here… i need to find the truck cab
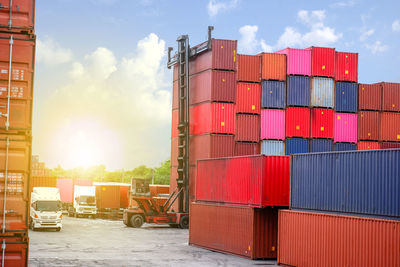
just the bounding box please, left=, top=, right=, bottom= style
left=30, top=187, right=63, bottom=231
left=70, top=185, right=97, bottom=218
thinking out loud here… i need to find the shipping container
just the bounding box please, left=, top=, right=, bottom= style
left=171, top=109, right=178, bottom=138
left=285, top=107, right=310, bottom=138
left=190, top=203, right=278, bottom=259
left=287, top=76, right=310, bottom=107
left=196, top=155, right=290, bottom=207
left=236, top=54, right=260, bottom=82
left=357, top=141, right=380, bottom=150
left=149, top=184, right=169, bottom=197
left=189, top=70, right=236, bottom=106
left=335, top=52, right=358, bottom=82
left=380, top=142, right=400, bottom=149
left=190, top=102, right=235, bottom=135
left=0, top=0, right=35, bottom=32
left=189, top=39, right=237, bottom=74
left=260, top=53, right=286, bottom=81
left=278, top=210, right=400, bottom=267
left=307, top=47, right=335, bottom=77
left=235, top=114, right=260, bottom=142
left=285, top=138, right=309, bottom=155
left=73, top=179, right=93, bottom=187
left=358, top=111, right=380, bottom=141
left=236, top=82, right=261, bottom=114
left=261, top=80, right=285, bottom=109
left=334, top=113, right=357, bottom=143
left=334, top=142, right=357, bottom=151
left=261, top=140, right=285, bottom=155
left=95, top=184, right=120, bottom=210
left=310, top=108, right=334, bottom=139
left=0, top=236, right=28, bottom=267
left=311, top=77, right=334, bottom=108
left=56, top=178, right=73, bottom=203
left=380, top=112, right=400, bottom=142
left=120, top=184, right=130, bottom=209
left=172, top=80, right=178, bottom=110
left=381, top=82, right=400, bottom=112
left=335, top=82, right=358, bottom=113
left=169, top=165, right=197, bottom=211
left=30, top=176, right=57, bottom=193
left=172, top=63, right=178, bottom=82
left=310, top=139, right=333, bottom=152
left=358, top=83, right=381, bottom=111
left=189, top=134, right=235, bottom=166
left=290, top=149, right=400, bottom=218
left=276, top=48, right=311, bottom=76
left=234, top=142, right=260, bottom=156
left=260, top=109, right=285, bottom=140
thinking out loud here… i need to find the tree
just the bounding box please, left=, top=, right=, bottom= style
left=153, top=159, right=170, bottom=185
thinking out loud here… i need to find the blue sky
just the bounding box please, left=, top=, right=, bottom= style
left=33, top=0, right=400, bottom=170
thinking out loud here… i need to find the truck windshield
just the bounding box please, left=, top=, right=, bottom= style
left=36, top=201, right=60, bottom=212
left=79, top=196, right=96, bottom=206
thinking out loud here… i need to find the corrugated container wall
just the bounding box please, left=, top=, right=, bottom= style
left=310, top=108, right=334, bottom=139
left=261, top=80, right=286, bottom=109
left=120, top=185, right=130, bottom=208
left=381, top=82, right=400, bottom=112
left=285, top=138, right=309, bottom=155
left=335, top=82, right=358, bottom=113
left=380, top=112, right=400, bottom=142
left=234, top=142, right=260, bottom=156
left=260, top=53, right=286, bottom=81
left=290, top=149, right=400, bottom=218
left=311, top=77, right=334, bottom=108
left=236, top=54, right=260, bottom=82
left=236, top=82, right=261, bottom=114
left=358, top=111, right=380, bottom=141
left=0, top=0, right=35, bottom=31
left=190, top=103, right=235, bottom=135
left=30, top=176, right=57, bottom=192
left=278, top=210, right=400, bottom=267
left=73, top=179, right=93, bottom=187
left=261, top=109, right=285, bottom=140
left=189, top=134, right=235, bottom=166
left=171, top=109, right=178, bottom=138
left=308, top=47, right=335, bottom=77
left=276, top=48, right=311, bottom=76
left=261, top=140, right=285, bottom=156
left=190, top=203, right=278, bottom=259
left=380, top=142, right=400, bottom=149
left=357, top=141, right=380, bottom=150
left=95, top=185, right=120, bottom=210
left=56, top=178, right=73, bottom=203
left=235, top=114, right=260, bottom=142
left=334, top=142, right=357, bottom=151
left=334, top=113, right=357, bottom=143
left=0, top=236, right=28, bottom=266
left=310, top=139, right=333, bottom=152
left=358, top=83, right=381, bottom=111
left=287, top=76, right=310, bottom=107
left=335, top=52, right=358, bottom=82
left=286, top=107, right=310, bottom=138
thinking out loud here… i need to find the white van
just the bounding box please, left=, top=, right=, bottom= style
left=30, top=187, right=62, bottom=231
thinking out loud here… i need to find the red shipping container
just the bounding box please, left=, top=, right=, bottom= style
left=189, top=39, right=237, bottom=74
left=234, top=142, right=260, bottom=156
left=358, top=83, right=381, bottom=111
left=260, top=53, right=286, bottom=81
left=358, top=111, right=380, bottom=141
left=286, top=107, right=310, bottom=138
left=0, top=0, right=35, bottom=32
left=235, top=114, right=260, bottom=142
left=380, top=112, right=400, bottom=142
left=120, top=185, right=130, bottom=208
left=358, top=141, right=380, bottom=150
left=196, top=155, right=290, bottom=207
left=380, top=142, right=400, bottom=149
left=236, top=54, right=260, bottom=82
left=95, top=184, right=120, bottom=210
left=171, top=109, right=179, bottom=138
left=310, top=108, right=334, bottom=139
left=190, top=102, right=235, bottom=135
left=382, top=82, right=400, bottom=112
left=149, top=184, right=169, bottom=197
left=189, top=134, right=235, bottom=166
left=172, top=80, right=178, bottom=110
left=0, top=236, right=28, bottom=267
left=308, top=47, right=335, bottom=77
left=236, top=82, right=261, bottom=114
left=335, top=52, right=358, bottom=82
left=189, top=203, right=278, bottom=259
left=278, top=210, right=400, bottom=267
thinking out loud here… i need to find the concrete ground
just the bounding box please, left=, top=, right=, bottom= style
left=29, top=216, right=279, bottom=267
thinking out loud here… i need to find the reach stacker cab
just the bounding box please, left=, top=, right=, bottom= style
left=123, top=178, right=189, bottom=229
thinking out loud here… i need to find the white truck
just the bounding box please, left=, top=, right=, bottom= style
left=70, top=185, right=97, bottom=218
left=30, top=187, right=63, bottom=231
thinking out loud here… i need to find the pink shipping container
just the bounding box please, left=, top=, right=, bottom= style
left=357, top=141, right=380, bottom=150
left=190, top=103, right=235, bottom=135
left=278, top=210, right=400, bottom=267
left=236, top=82, right=261, bottom=114
left=261, top=109, right=285, bottom=140
left=276, top=48, right=311, bottom=76
left=196, top=155, right=291, bottom=207
left=56, top=178, right=73, bottom=203
left=334, top=113, right=357, bottom=143
left=234, top=142, right=260, bottom=156
left=235, top=114, right=260, bottom=142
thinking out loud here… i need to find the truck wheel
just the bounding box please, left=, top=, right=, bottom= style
left=179, top=215, right=189, bottom=229
left=56, top=228, right=61, bottom=232
left=130, top=215, right=144, bottom=228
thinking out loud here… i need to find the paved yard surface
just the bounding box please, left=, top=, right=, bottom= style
left=29, top=216, right=279, bottom=266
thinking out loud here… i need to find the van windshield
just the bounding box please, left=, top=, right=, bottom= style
left=36, top=201, right=60, bottom=212
left=79, top=196, right=96, bottom=206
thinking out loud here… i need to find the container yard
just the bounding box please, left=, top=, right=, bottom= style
left=0, top=0, right=399, bottom=266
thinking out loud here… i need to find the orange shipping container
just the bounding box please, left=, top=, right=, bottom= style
left=236, top=54, right=260, bottom=82
left=278, top=210, right=400, bottom=267
left=260, top=53, right=286, bottom=81
left=30, top=176, right=57, bottom=193
left=149, top=184, right=169, bottom=197
left=95, top=184, right=120, bottom=210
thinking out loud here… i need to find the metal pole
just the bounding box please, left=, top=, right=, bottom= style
left=1, top=239, right=5, bottom=267
left=8, top=0, right=13, bottom=29
left=6, top=35, right=13, bottom=131
left=2, top=138, right=10, bottom=234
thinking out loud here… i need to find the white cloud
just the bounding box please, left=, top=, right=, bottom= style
left=36, top=37, right=73, bottom=65
left=330, top=0, right=356, bottom=8
left=392, top=20, right=400, bottom=32
left=207, top=0, right=238, bottom=17
left=238, top=25, right=272, bottom=53
left=360, top=28, right=374, bottom=41
left=365, top=41, right=388, bottom=54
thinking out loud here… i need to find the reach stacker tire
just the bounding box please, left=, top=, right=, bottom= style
left=179, top=215, right=189, bottom=229
left=130, top=215, right=144, bottom=228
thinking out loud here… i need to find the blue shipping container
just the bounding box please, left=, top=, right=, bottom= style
left=310, top=139, right=333, bottom=152
left=290, top=149, right=400, bottom=219
left=261, top=140, right=285, bottom=155
left=335, top=82, right=358, bottom=113
left=287, top=76, right=310, bottom=107
left=334, top=143, right=357, bottom=151
left=261, top=81, right=286, bottom=109
left=286, top=138, right=309, bottom=155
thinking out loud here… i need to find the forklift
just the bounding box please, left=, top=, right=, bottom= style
left=123, top=26, right=216, bottom=229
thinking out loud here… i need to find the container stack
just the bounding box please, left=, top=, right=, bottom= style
left=278, top=149, right=400, bottom=266
left=31, top=154, right=52, bottom=176
left=0, top=1, right=36, bottom=265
